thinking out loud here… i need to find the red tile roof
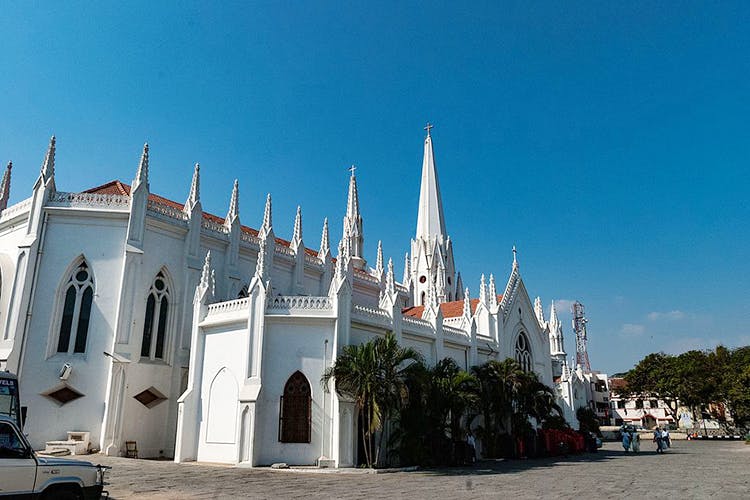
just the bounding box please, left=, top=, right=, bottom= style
left=402, top=295, right=502, bottom=319
left=85, top=180, right=320, bottom=257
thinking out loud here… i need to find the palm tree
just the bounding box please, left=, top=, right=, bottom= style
left=322, top=332, right=422, bottom=467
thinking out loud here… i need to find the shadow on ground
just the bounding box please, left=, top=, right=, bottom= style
left=417, top=447, right=682, bottom=477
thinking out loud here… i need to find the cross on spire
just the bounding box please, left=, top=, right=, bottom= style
left=424, top=122, right=433, bottom=137
left=349, top=164, right=357, bottom=176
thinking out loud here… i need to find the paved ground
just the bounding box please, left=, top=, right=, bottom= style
left=91, top=440, right=750, bottom=499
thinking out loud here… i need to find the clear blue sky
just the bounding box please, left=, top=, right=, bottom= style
left=1, top=2, right=748, bottom=373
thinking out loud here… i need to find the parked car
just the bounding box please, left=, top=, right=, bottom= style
left=0, top=415, right=108, bottom=499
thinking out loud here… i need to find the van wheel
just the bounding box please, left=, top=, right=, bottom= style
left=42, top=485, right=83, bottom=500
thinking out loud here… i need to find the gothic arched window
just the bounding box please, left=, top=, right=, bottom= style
left=141, top=271, right=170, bottom=360
left=279, top=371, right=311, bottom=443
left=57, top=262, right=94, bottom=354
left=515, top=332, right=532, bottom=372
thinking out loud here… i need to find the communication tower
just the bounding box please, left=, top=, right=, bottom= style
left=571, top=301, right=591, bottom=372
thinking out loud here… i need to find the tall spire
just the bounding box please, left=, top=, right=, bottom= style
left=343, top=165, right=365, bottom=266
left=0, top=161, right=11, bottom=211
left=291, top=206, right=303, bottom=247
left=185, top=163, right=200, bottom=211
left=224, top=179, right=240, bottom=226
left=319, top=218, right=330, bottom=258
left=133, top=142, right=149, bottom=190
left=40, top=135, right=56, bottom=183
left=261, top=193, right=272, bottom=236
left=415, top=124, right=447, bottom=242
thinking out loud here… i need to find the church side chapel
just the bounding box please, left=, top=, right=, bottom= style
left=0, top=126, right=578, bottom=466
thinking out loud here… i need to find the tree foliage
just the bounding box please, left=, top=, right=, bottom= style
left=624, top=346, right=750, bottom=429
left=324, top=333, right=564, bottom=466
left=321, top=332, right=422, bottom=467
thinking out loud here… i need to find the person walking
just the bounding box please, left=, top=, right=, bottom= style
left=631, top=431, right=640, bottom=453
left=622, top=428, right=632, bottom=452
left=653, top=427, right=664, bottom=453
left=662, top=428, right=671, bottom=448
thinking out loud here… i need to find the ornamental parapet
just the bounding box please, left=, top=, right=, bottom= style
left=200, top=217, right=228, bottom=234
left=48, top=191, right=131, bottom=210
left=402, top=315, right=433, bottom=335
left=351, top=303, right=392, bottom=328
left=443, top=325, right=468, bottom=338
left=206, top=297, right=251, bottom=316
left=266, top=295, right=333, bottom=316
left=147, top=198, right=189, bottom=223
left=304, top=253, right=323, bottom=267
left=0, top=198, right=32, bottom=222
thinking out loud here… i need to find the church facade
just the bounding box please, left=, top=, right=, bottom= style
left=0, top=129, right=580, bottom=466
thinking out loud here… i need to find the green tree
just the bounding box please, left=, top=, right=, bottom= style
left=391, top=358, right=478, bottom=466
left=724, top=346, right=750, bottom=428
left=624, top=352, right=681, bottom=419
left=471, top=359, right=522, bottom=457
left=321, top=332, right=422, bottom=467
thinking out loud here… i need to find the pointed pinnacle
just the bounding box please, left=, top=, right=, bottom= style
left=135, top=142, right=149, bottom=187
left=319, top=217, right=330, bottom=256
left=292, top=205, right=303, bottom=245
left=226, top=179, right=239, bottom=224
left=262, top=193, right=272, bottom=232
left=403, top=252, right=411, bottom=284
left=376, top=240, right=384, bottom=273
left=0, top=161, right=11, bottom=210
left=201, top=250, right=212, bottom=287
left=187, top=163, right=200, bottom=207
left=41, top=135, right=56, bottom=180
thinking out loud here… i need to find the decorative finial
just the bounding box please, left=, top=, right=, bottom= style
left=479, top=274, right=488, bottom=304
left=292, top=205, right=303, bottom=246
left=41, top=135, right=56, bottom=180
left=375, top=240, right=384, bottom=274
left=200, top=250, right=212, bottom=287
left=463, top=288, right=471, bottom=317
left=0, top=161, right=11, bottom=211
left=349, top=164, right=357, bottom=176
left=489, top=274, right=498, bottom=307
left=385, top=258, right=395, bottom=294
left=512, top=245, right=517, bottom=263
left=225, top=179, right=239, bottom=225
left=403, top=252, right=411, bottom=285
left=319, top=217, right=330, bottom=257
left=185, top=163, right=201, bottom=211
left=424, top=122, right=433, bottom=137
left=134, top=142, right=149, bottom=188
left=261, top=193, right=272, bottom=233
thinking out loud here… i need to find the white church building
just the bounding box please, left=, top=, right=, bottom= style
left=0, top=128, right=584, bottom=466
